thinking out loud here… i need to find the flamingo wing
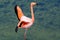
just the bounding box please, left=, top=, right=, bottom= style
left=19, top=21, right=29, bottom=27
left=14, top=5, right=24, bottom=21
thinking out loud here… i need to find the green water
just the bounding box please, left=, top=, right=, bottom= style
left=0, top=0, right=60, bottom=40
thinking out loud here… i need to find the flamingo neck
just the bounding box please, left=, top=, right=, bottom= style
left=30, top=5, right=34, bottom=22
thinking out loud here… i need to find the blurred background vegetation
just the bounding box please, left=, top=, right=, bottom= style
left=0, top=0, right=60, bottom=40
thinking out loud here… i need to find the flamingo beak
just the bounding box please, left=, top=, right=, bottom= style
left=15, top=26, right=18, bottom=33
left=36, top=2, right=45, bottom=6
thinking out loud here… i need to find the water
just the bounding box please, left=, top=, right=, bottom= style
left=0, top=0, right=60, bottom=40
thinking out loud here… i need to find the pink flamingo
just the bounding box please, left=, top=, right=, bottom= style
left=15, top=2, right=37, bottom=40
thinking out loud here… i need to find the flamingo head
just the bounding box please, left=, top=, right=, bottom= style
left=31, top=2, right=36, bottom=6
left=31, top=2, right=45, bottom=6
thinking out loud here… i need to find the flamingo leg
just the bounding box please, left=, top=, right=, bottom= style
left=24, top=29, right=28, bottom=40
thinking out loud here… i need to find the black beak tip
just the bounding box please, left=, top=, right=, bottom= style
left=36, top=2, right=45, bottom=6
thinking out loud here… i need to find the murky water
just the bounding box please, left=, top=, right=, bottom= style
left=0, top=0, right=60, bottom=40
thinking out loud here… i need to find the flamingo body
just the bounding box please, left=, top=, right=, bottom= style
left=20, top=16, right=33, bottom=29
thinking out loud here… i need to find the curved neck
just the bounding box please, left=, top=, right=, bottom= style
left=30, top=5, right=34, bottom=22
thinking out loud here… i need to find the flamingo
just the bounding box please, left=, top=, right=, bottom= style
left=14, top=2, right=38, bottom=40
